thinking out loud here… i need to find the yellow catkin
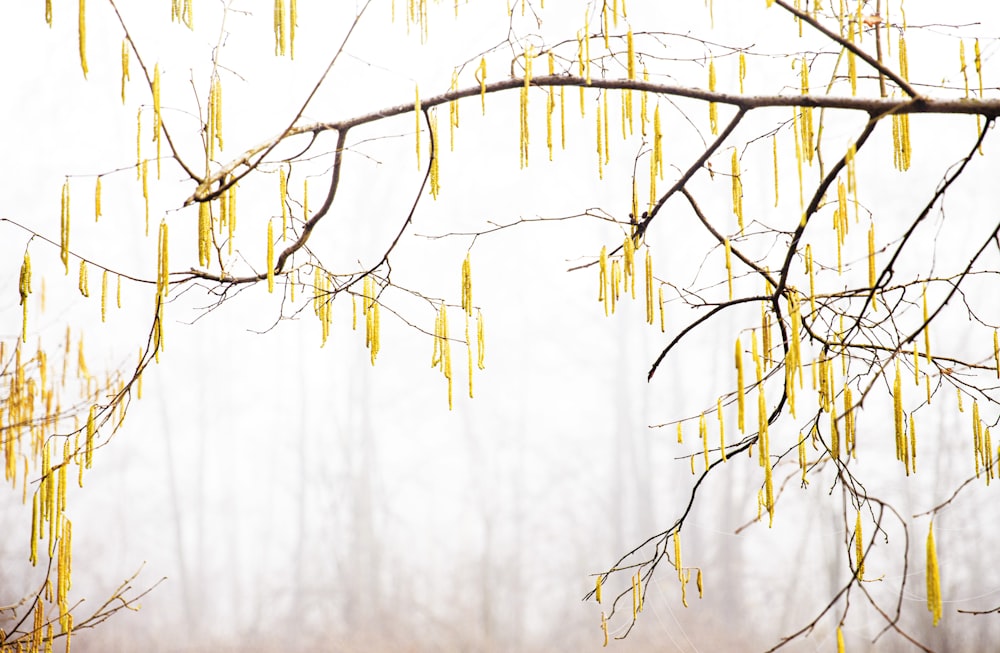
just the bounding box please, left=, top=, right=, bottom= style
left=631, top=573, right=638, bottom=619
left=735, top=337, right=745, bottom=433
left=545, top=61, right=554, bottom=160
left=653, top=105, right=663, bottom=181
left=601, top=612, right=608, bottom=646
left=142, top=158, right=150, bottom=235
left=78, top=0, right=88, bottom=78
left=476, top=310, right=486, bottom=370
left=290, top=0, right=297, bottom=58
left=640, top=65, right=649, bottom=136
left=677, top=422, right=683, bottom=444
left=868, top=222, right=877, bottom=310
left=843, top=386, right=854, bottom=456
left=476, top=57, right=487, bottom=114
left=602, top=89, right=610, bottom=165
left=194, top=201, right=209, bottom=267
left=673, top=530, right=682, bottom=579
left=100, top=269, right=108, bottom=322
left=800, top=58, right=813, bottom=164
left=910, top=414, right=918, bottom=474
left=798, top=433, right=808, bottom=484
left=846, top=143, right=858, bottom=222
left=623, top=236, right=635, bottom=299
left=432, top=303, right=453, bottom=409
left=595, top=574, right=602, bottom=603
left=699, top=413, right=709, bottom=470
left=266, top=221, right=275, bottom=293
left=837, top=627, right=845, bottom=653
left=227, top=182, right=238, bottom=254
left=847, top=19, right=857, bottom=95
left=922, top=284, right=931, bottom=363
left=78, top=260, right=89, bottom=298
left=60, top=179, right=71, bottom=274
left=279, top=167, right=288, bottom=239
left=855, top=510, right=864, bottom=580
left=598, top=246, right=608, bottom=315
left=85, top=405, right=95, bottom=468
left=136, top=107, right=142, bottom=180
left=595, top=99, right=603, bottom=179
left=975, top=39, right=983, bottom=97
left=738, top=51, right=746, bottom=94
left=973, top=400, right=982, bottom=477
left=717, top=397, right=727, bottom=461
left=658, top=286, right=665, bottom=333
left=926, top=520, right=943, bottom=626
left=731, top=149, right=743, bottom=234
left=430, top=109, right=441, bottom=196
left=450, top=69, right=460, bottom=152
left=645, top=249, right=654, bottom=324
left=415, top=85, right=421, bottom=168
left=274, top=0, right=287, bottom=56
left=772, top=134, right=779, bottom=207
left=94, top=176, right=102, bottom=222
left=803, top=244, right=815, bottom=316
left=153, top=63, right=161, bottom=178
left=519, top=47, right=531, bottom=169
left=893, top=361, right=905, bottom=467
left=213, top=76, right=224, bottom=155
left=793, top=108, right=804, bottom=213
left=559, top=85, right=566, bottom=150
left=725, top=238, right=733, bottom=301
left=19, top=252, right=31, bottom=341
left=994, top=329, right=999, bottom=378
left=708, top=57, right=718, bottom=134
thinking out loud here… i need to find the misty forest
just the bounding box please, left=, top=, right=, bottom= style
left=3, top=1, right=1000, bottom=651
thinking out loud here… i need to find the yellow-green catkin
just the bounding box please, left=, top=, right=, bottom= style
left=926, top=520, right=943, bottom=626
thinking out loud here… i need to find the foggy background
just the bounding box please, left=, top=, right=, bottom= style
left=3, top=2, right=1000, bottom=651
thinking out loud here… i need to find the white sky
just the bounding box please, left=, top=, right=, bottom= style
left=4, top=2, right=1000, bottom=651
